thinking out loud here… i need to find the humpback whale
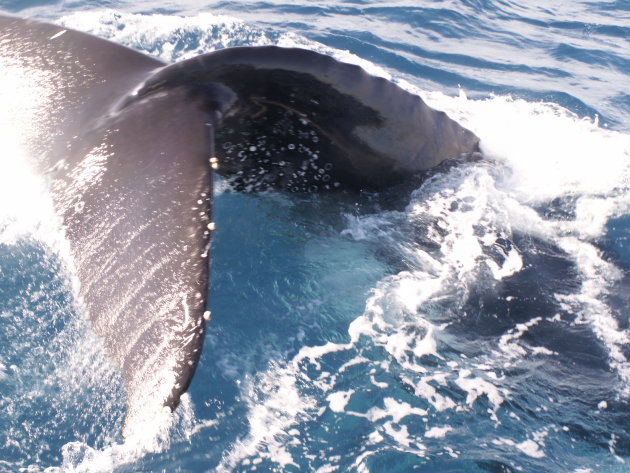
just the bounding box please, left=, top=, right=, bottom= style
left=0, top=14, right=479, bottom=436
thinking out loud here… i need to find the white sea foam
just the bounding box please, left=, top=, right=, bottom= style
left=42, top=395, right=195, bottom=473
left=330, top=78, right=629, bottom=465
left=327, top=390, right=354, bottom=413
left=57, top=10, right=392, bottom=80
left=409, top=375, right=457, bottom=412
left=517, top=438, right=545, bottom=458
left=492, top=436, right=546, bottom=459
left=499, top=317, right=559, bottom=359
left=58, top=10, right=271, bottom=61
left=349, top=85, right=630, bottom=394
left=455, top=370, right=506, bottom=412
left=208, top=91, right=602, bottom=464
left=364, top=398, right=429, bottom=423
left=424, top=425, right=453, bottom=439
left=215, top=361, right=314, bottom=472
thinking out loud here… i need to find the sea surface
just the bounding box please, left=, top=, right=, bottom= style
left=1, top=1, right=629, bottom=472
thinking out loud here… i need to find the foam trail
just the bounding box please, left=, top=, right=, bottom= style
left=217, top=90, right=630, bottom=470
left=410, top=89, right=630, bottom=389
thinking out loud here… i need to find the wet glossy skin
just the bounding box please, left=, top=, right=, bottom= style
left=0, top=14, right=479, bottom=436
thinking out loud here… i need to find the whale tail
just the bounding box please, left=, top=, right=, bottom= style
left=134, top=46, right=480, bottom=192
left=0, top=14, right=479, bottom=436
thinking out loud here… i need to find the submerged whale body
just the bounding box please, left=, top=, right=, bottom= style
left=0, top=15, right=479, bottom=436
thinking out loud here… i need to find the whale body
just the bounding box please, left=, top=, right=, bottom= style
left=0, top=14, right=479, bottom=435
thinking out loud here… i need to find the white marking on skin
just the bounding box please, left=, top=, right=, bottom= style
left=181, top=294, right=190, bottom=329
left=50, top=30, right=67, bottom=40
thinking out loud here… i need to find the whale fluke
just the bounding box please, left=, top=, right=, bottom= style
left=138, top=46, right=480, bottom=191
left=0, top=14, right=479, bottom=436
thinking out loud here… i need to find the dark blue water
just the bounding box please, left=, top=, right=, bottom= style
left=1, top=1, right=629, bottom=472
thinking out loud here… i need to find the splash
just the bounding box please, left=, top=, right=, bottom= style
left=42, top=395, right=196, bottom=473
left=215, top=87, right=630, bottom=470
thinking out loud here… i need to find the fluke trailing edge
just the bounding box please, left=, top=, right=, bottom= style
left=0, top=15, right=479, bottom=436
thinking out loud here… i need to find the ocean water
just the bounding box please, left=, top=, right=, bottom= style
left=1, top=1, right=629, bottom=472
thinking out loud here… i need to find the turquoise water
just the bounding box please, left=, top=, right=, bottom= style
left=1, top=1, right=629, bottom=472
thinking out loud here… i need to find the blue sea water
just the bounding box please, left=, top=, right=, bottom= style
left=0, top=1, right=629, bottom=472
